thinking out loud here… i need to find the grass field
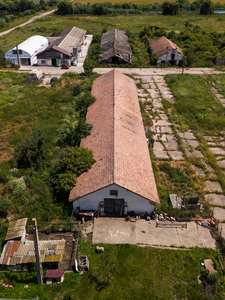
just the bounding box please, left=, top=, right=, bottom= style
left=1, top=13, right=225, bottom=54
left=0, top=238, right=223, bottom=300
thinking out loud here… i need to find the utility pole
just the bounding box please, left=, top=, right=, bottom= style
left=88, top=49, right=90, bottom=76
left=16, top=44, right=20, bottom=67
left=32, top=218, right=43, bottom=285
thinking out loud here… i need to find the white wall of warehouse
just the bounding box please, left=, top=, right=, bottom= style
left=72, top=183, right=156, bottom=215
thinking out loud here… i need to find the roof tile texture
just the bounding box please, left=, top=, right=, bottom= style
left=46, top=269, right=64, bottom=278
left=150, top=36, right=186, bottom=60
left=69, top=70, right=159, bottom=204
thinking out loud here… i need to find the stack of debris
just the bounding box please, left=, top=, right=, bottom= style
left=196, top=217, right=215, bottom=228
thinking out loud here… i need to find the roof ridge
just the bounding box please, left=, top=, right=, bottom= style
left=114, top=29, right=116, bottom=55
left=58, top=26, right=74, bottom=48
left=113, top=68, right=115, bottom=183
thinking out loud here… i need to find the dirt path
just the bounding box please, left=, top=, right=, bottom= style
left=93, top=67, right=225, bottom=76
left=0, top=9, right=55, bottom=37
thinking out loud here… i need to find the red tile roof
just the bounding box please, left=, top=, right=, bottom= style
left=69, top=69, right=159, bottom=205
left=0, top=241, right=21, bottom=265
left=149, top=36, right=186, bottom=60
left=46, top=269, right=64, bottom=278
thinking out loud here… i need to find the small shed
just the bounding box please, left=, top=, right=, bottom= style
left=45, top=269, right=64, bottom=284
left=169, top=194, right=183, bottom=209
left=5, top=218, right=27, bottom=243
left=5, top=35, right=48, bottom=66
left=148, top=36, right=186, bottom=66
left=100, top=29, right=132, bottom=64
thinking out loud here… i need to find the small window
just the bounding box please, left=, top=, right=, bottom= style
left=41, top=60, right=46, bottom=64
left=13, top=50, right=22, bottom=55
left=110, top=190, right=118, bottom=196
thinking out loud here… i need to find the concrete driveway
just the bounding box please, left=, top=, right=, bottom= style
left=92, top=218, right=216, bottom=249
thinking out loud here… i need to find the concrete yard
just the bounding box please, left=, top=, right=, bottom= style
left=92, top=218, right=216, bottom=249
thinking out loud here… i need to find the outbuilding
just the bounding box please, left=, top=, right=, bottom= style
left=37, top=27, right=86, bottom=67
left=45, top=269, right=64, bottom=284
left=69, top=70, right=159, bottom=217
left=5, top=35, right=48, bottom=66
left=148, top=36, right=186, bottom=65
left=100, top=29, right=132, bottom=64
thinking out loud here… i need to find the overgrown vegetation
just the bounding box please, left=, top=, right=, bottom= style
left=0, top=239, right=224, bottom=299
left=0, top=71, right=97, bottom=237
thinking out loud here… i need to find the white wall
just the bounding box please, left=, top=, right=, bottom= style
left=157, top=49, right=183, bottom=65
left=72, top=183, right=156, bottom=215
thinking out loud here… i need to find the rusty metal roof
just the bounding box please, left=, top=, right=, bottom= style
left=69, top=69, right=159, bottom=205
left=149, top=36, right=186, bottom=60
left=0, top=241, right=21, bottom=265
left=46, top=269, right=64, bottom=278
left=100, top=29, right=132, bottom=63
left=5, top=218, right=27, bottom=241
left=1, top=240, right=66, bottom=265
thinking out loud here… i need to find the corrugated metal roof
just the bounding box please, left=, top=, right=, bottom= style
left=3, top=240, right=66, bottom=265
left=100, top=29, right=132, bottom=63
left=46, top=269, right=64, bottom=278
left=69, top=70, right=159, bottom=205
left=11, top=35, right=48, bottom=56
left=0, top=241, right=21, bottom=265
left=5, top=218, right=27, bottom=241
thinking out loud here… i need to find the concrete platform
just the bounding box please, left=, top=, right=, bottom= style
left=92, top=218, right=216, bottom=249
left=211, top=207, right=225, bottom=222
left=205, top=194, right=225, bottom=206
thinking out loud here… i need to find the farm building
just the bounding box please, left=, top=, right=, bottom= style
left=5, top=218, right=27, bottom=243
left=5, top=35, right=48, bottom=66
left=148, top=36, right=186, bottom=65
left=69, top=70, right=159, bottom=217
left=37, top=27, right=86, bottom=67
left=100, top=29, right=132, bottom=64
left=0, top=239, right=65, bottom=270
left=45, top=269, right=64, bottom=284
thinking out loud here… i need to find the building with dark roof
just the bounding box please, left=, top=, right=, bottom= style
left=37, top=27, right=86, bottom=67
left=100, top=29, right=132, bottom=64
left=148, top=36, right=186, bottom=65
left=69, top=70, right=159, bottom=217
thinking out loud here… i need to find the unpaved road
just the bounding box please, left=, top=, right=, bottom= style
left=0, top=9, right=55, bottom=37
left=93, top=67, right=224, bottom=76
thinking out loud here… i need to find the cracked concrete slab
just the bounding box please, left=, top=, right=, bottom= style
left=204, top=181, right=222, bottom=193
left=205, top=194, right=225, bottom=206
left=192, top=165, right=206, bottom=177
left=211, top=207, right=225, bottom=222
left=178, top=132, right=196, bottom=139
left=161, top=126, right=173, bottom=134
left=92, top=218, right=216, bottom=248
left=168, top=151, right=184, bottom=160
left=186, top=150, right=204, bottom=158
left=164, top=142, right=179, bottom=151
left=154, top=142, right=165, bottom=151
left=218, top=160, right=225, bottom=168
left=153, top=120, right=172, bottom=126
left=142, top=83, right=150, bottom=89
left=204, top=136, right=214, bottom=141
left=159, top=114, right=169, bottom=121
left=153, top=150, right=169, bottom=159
left=209, top=147, right=225, bottom=155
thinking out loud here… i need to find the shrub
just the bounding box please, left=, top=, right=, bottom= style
left=24, top=10, right=31, bottom=15
left=8, top=177, right=26, bottom=195
left=73, top=84, right=81, bottom=96
left=0, top=197, right=10, bottom=218
left=14, top=130, right=45, bottom=169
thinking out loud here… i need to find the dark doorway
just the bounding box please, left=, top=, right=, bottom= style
left=21, top=58, right=30, bottom=65
left=112, top=56, right=119, bottom=63
left=104, top=199, right=124, bottom=216
left=52, top=58, right=56, bottom=66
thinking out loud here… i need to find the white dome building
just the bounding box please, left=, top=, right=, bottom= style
left=5, top=35, right=48, bottom=66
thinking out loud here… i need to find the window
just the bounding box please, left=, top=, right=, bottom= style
left=41, top=60, right=46, bottom=64
left=13, top=50, right=22, bottom=55
left=110, top=190, right=118, bottom=196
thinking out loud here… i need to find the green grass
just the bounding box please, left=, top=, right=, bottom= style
left=0, top=239, right=223, bottom=300
left=1, top=13, right=225, bottom=54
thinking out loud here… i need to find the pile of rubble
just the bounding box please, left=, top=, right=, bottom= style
left=196, top=217, right=215, bottom=228
left=0, top=279, right=14, bottom=288
left=154, top=213, right=176, bottom=222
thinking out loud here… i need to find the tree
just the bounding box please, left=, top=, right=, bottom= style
left=57, top=0, right=73, bottom=14
left=162, top=1, right=179, bottom=15
left=53, top=147, right=95, bottom=192
left=200, top=0, right=214, bottom=14
left=14, top=131, right=45, bottom=169
left=0, top=197, right=10, bottom=218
